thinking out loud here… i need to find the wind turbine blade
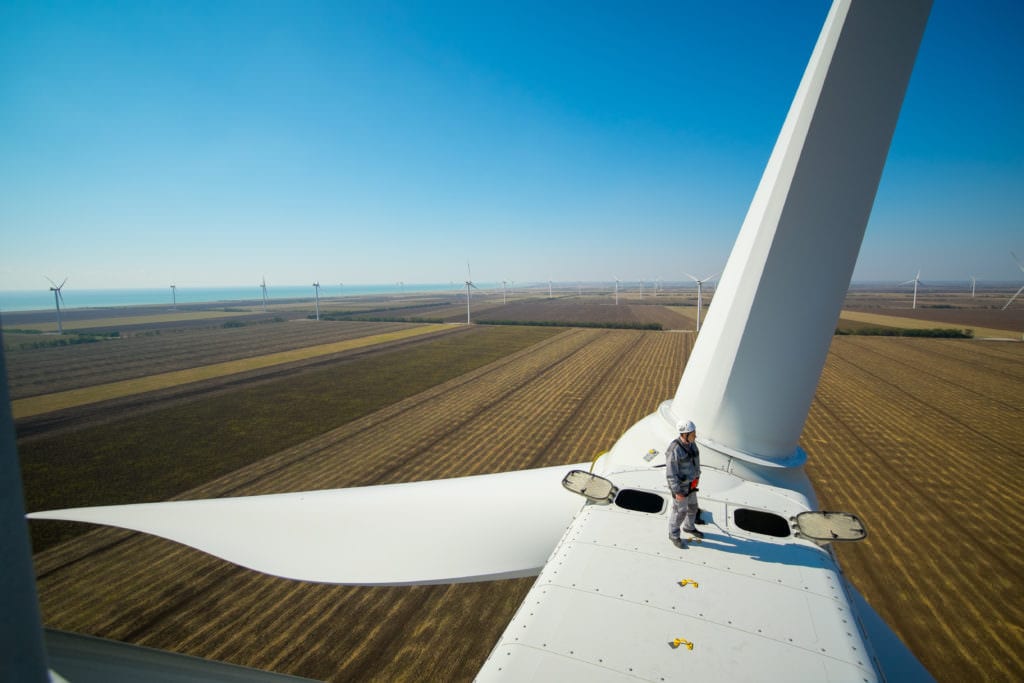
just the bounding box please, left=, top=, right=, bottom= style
left=58, top=277, right=68, bottom=289
left=1011, top=251, right=1024, bottom=272
left=44, top=276, right=57, bottom=288
left=28, top=465, right=585, bottom=585
left=683, top=272, right=698, bottom=282
left=1002, top=284, right=1024, bottom=310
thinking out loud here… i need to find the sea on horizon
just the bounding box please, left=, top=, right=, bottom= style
left=0, top=284, right=460, bottom=313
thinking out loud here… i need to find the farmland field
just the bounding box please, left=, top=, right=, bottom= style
left=20, top=324, right=1024, bottom=682
left=4, top=320, right=442, bottom=399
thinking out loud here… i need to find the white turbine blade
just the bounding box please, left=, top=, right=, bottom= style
left=44, top=276, right=57, bottom=288
left=683, top=272, right=699, bottom=282
left=897, top=279, right=915, bottom=286
left=28, top=465, right=585, bottom=585
left=1002, top=284, right=1024, bottom=310
left=1011, top=251, right=1024, bottom=272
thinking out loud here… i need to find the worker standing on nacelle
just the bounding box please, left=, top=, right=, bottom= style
left=667, top=421, right=703, bottom=548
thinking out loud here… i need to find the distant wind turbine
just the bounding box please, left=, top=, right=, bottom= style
left=464, top=263, right=478, bottom=323
left=614, top=277, right=620, bottom=305
left=1002, top=252, right=1024, bottom=310
left=260, top=277, right=269, bottom=312
left=685, top=272, right=718, bottom=332
left=45, top=277, right=67, bottom=334
left=170, top=284, right=177, bottom=309
left=548, top=280, right=553, bottom=299
left=502, top=280, right=508, bottom=305
left=313, top=281, right=321, bottom=320
left=969, top=276, right=976, bottom=298
left=899, top=270, right=921, bottom=309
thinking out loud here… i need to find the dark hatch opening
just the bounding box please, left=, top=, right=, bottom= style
left=734, top=508, right=791, bottom=537
left=614, top=489, right=665, bottom=514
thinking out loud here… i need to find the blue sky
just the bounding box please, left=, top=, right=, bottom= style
left=1, top=1, right=1021, bottom=291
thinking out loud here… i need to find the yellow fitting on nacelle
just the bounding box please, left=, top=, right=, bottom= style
left=670, top=638, right=694, bottom=650
left=678, top=579, right=699, bottom=589
left=589, top=451, right=608, bottom=473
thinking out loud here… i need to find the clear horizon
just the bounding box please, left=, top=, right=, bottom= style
left=2, top=1, right=1022, bottom=290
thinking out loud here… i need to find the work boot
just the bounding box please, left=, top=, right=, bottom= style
left=695, top=509, right=707, bottom=525
left=684, top=527, right=705, bottom=539
left=669, top=536, right=687, bottom=549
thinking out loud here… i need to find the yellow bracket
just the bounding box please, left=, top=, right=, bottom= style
left=589, top=451, right=608, bottom=473
left=670, top=638, right=694, bottom=650
left=678, top=579, right=699, bottom=589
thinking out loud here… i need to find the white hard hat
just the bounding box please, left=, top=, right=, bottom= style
left=677, top=420, right=696, bottom=434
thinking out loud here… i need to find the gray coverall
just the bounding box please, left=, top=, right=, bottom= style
left=666, top=437, right=701, bottom=538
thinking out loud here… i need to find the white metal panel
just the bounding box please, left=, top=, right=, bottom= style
left=480, top=468, right=878, bottom=681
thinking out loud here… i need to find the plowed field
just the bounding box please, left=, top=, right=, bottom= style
left=29, top=333, right=1024, bottom=682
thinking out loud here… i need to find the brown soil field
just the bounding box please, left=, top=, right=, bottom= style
left=4, top=320, right=436, bottom=400
left=844, top=306, right=1024, bottom=333
left=27, top=332, right=1024, bottom=682
left=470, top=299, right=693, bottom=329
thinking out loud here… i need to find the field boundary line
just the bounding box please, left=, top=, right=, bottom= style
left=839, top=310, right=1018, bottom=338
left=12, top=324, right=453, bottom=418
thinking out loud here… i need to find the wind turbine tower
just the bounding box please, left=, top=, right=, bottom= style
left=260, top=277, right=269, bottom=312
left=685, top=272, right=718, bottom=333
left=899, top=270, right=921, bottom=309
left=502, top=280, right=508, bottom=305
left=970, top=276, right=976, bottom=298
left=614, top=277, right=620, bottom=305
left=170, top=284, right=177, bottom=309
left=548, top=280, right=552, bottom=298
left=46, top=277, right=67, bottom=334
left=1003, top=252, right=1024, bottom=310
left=464, top=264, right=478, bottom=323
left=313, top=282, right=321, bottom=321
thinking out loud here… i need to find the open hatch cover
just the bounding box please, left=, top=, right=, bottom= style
left=562, top=470, right=617, bottom=504
left=792, top=511, right=867, bottom=544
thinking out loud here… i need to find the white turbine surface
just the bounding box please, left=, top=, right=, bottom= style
left=312, top=281, right=321, bottom=320
left=671, top=1, right=929, bottom=465
left=28, top=465, right=584, bottom=585
left=1002, top=251, right=1024, bottom=310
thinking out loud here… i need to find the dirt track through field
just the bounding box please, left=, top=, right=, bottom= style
left=30, top=333, right=1023, bottom=682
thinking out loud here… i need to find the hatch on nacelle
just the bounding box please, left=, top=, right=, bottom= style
left=561, top=470, right=617, bottom=504
left=791, top=511, right=867, bottom=544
